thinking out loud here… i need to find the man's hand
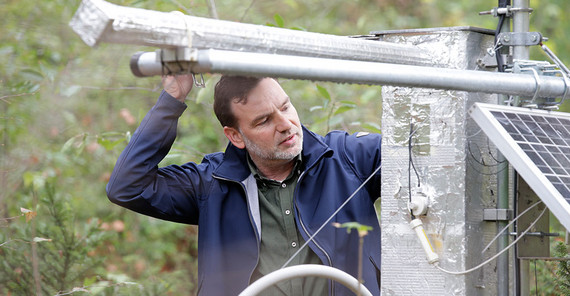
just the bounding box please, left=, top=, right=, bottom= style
left=162, top=74, right=194, bottom=103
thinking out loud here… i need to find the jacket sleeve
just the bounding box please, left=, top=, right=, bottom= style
left=106, top=91, right=203, bottom=224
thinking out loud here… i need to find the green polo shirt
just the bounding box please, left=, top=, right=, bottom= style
left=247, top=154, right=327, bottom=296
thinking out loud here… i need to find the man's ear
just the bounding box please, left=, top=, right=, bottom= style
left=223, top=126, right=245, bottom=149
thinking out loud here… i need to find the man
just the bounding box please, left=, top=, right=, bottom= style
left=106, top=74, right=382, bottom=295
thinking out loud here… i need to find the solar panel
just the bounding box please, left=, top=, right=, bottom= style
left=469, top=102, right=570, bottom=231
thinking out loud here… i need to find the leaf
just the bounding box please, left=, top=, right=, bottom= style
left=332, top=222, right=373, bottom=237
left=83, top=275, right=98, bottom=287
left=334, top=105, right=355, bottom=115
left=61, top=136, right=77, bottom=154
left=309, top=105, right=324, bottom=112
left=97, top=137, right=125, bottom=151
left=21, top=208, right=37, bottom=222
left=361, top=122, right=382, bottom=134
left=316, top=85, right=331, bottom=101
left=273, top=14, right=285, bottom=28
left=290, top=26, right=307, bottom=31
left=338, top=100, right=357, bottom=106
left=61, top=85, right=82, bottom=97
left=18, top=69, right=44, bottom=82
left=33, top=237, right=52, bottom=243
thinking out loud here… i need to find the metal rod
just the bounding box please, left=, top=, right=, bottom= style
left=132, top=49, right=569, bottom=99
left=69, top=0, right=431, bottom=66
left=512, top=1, right=531, bottom=295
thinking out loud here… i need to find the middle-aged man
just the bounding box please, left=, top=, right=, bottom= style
left=106, top=74, right=382, bottom=295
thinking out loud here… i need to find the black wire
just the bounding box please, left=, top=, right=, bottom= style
left=408, top=123, right=416, bottom=219
left=495, top=0, right=511, bottom=72
left=408, top=123, right=422, bottom=220
left=495, top=15, right=506, bottom=72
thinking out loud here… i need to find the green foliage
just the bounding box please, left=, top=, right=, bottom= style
left=553, top=242, right=570, bottom=295
left=0, top=175, right=106, bottom=295
left=530, top=241, right=570, bottom=296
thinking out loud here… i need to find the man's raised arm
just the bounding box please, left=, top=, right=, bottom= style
left=106, top=74, right=199, bottom=224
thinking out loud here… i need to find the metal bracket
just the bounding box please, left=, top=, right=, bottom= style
left=497, top=32, right=542, bottom=46
left=483, top=209, right=513, bottom=221
left=477, top=53, right=499, bottom=68
left=479, top=6, right=533, bottom=18
left=158, top=47, right=197, bottom=63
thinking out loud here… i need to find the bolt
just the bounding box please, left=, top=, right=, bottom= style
left=532, top=35, right=537, bottom=42
left=503, top=35, right=510, bottom=43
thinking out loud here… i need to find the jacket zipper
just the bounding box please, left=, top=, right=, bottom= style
left=295, top=163, right=335, bottom=296
left=212, top=175, right=261, bottom=284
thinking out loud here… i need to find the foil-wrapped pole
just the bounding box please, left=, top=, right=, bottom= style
left=69, top=0, right=431, bottom=66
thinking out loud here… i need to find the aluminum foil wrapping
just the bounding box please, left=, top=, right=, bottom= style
left=69, top=0, right=432, bottom=66
left=379, top=28, right=502, bottom=295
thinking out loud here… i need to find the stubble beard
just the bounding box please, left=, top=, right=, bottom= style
left=241, top=129, right=303, bottom=161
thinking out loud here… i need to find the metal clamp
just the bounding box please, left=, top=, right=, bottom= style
left=521, top=67, right=542, bottom=107
left=497, top=32, right=542, bottom=46
left=192, top=73, right=206, bottom=88
left=483, top=209, right=513, bottom=221
left=479, top=6, right=533, bottom=17
left=561, top=71, right=570, bottom=105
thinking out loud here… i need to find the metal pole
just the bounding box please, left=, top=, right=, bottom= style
left=69, top=0, right=431, bottom=66
left=132, top=49, right=569, bottom=99
left=512, top=1, right=531, bottom=295
left=496, top=2, right=512, bottom=293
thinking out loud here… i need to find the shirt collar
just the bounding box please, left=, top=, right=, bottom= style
left=246, top=153, right=302, bottom=183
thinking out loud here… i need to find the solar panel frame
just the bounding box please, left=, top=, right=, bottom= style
left=469, top=102, right=570, bottom=231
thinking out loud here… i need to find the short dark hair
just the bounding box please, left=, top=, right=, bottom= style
left=213, top=75, right=271, bottom=128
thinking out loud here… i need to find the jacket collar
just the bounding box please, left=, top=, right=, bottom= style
left=212, top=125, right=333, bottom=182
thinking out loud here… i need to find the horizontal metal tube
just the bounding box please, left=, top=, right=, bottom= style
left=70, top=0, right=431, bottom=66
left=133, top=50, right=568, bottom=99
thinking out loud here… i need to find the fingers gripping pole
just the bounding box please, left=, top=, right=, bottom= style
left=238, top=264, right=373, bottom=296
left=410, top=219, right=439, bottom=265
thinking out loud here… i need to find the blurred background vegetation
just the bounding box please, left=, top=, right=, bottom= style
left=1, top=0, right=569, bottom=294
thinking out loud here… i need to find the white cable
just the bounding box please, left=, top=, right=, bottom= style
left=435, top=206, right=547, bottom=276
left=280, top=163, right=382, bottom=269
left=481, top=200, right=543, bottom=254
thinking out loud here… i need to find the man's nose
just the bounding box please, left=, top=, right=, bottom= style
left=275, top=113, right=293, bottom=132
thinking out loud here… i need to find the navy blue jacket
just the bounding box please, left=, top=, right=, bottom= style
left=106, top=91, right=382, bottom=295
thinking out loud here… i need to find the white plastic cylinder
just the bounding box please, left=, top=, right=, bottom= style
left=410, top=219, right=440, bottom=264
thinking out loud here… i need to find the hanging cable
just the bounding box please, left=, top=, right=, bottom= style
left=434, top=206, right=547, bottom=275
left=482, top=200, right=543, bottom=254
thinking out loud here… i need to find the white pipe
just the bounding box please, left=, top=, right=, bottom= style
left=238, top=264, right=373, bottom=296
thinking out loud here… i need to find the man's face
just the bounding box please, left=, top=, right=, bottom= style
left=225, top=78, right=303, bottom=164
